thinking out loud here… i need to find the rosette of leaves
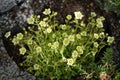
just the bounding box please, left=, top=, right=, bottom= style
left=5, top=9, right=115, bottom=79
left=94, top=0, right=120, bottom=15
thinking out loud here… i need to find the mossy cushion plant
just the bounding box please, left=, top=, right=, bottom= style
left=5, top=8, right=115, bottom=80
left=94, top=0, right=120, bottom=15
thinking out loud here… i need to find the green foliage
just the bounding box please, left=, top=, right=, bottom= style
left=94, top=0, right=120, bottom=15
left=98, top=48, right=115, bottom=79
left=114, top=72, right=120, bottom=79
left=99, top=48, right=120, bottom=80
left=5, top=9, right=115, bottom=79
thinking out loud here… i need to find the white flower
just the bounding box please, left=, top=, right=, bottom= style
left=91, top=49, right=97, bottom=56
left=100, top=16, right=105, bottom=21
left=74, top=11, right=83, bottom=19
left=62, top=32, right=68, bottom=38
left=66, top=15, right=72, bottom=20
left=39, top=21, right=46, bottom=27
left=62, top=56, right=67, bottom=62
left=94, top=33, right=99, bottom=39
left=27, top=15, right=34, bottom=24
left=36, top=46, right=42, bottom=53
left=5, top=31, right=11, bottom=38
left=72, top=29, right=75, bottom=33
left=43, top=30, right=47, bottom=34
left=53, top=41, right=59, bottom=49
left=43, top=17, right=48, bottom=21
left=63, top=38, right=69, bottom=46
left=76, top=46, right=83, bottom=54
left=91, top=12, right=96, bottom=17
left=96, top=18, right=102, bottom=23
left=53, top=12, right=57, bottom=16
left=43, top=8, right=51, bottom=15
left=27, top=39, right=33, bottom=45
left=67, top=58, right=74, bottom=66
left=16, top=33, right=23, bottom=40
left=96, top=22, right=103, bottom=28
left=46, top=28, right=52, bottom=33
left=19, top=47, right=26, bottom=55
left=52, top=33, right=56, bottom=38
left=72, top=50, right=78, bottom=58
left=94, top=42, right=99, bottom=48
left=12, top=38, right=19, bottom=45
left=76, top=34, right=81, bottom=39
left=96, top=18, right=104, bottom=28
left=80, top=21, right=85, bottom=26
left=51, top=45, right=55, bottom=50
left=68, top=35, right=75, bottom=42
left=34, top=64, right=40, bottom=70
left=37, top=15, right=40, bottom=18
left=61, top=24, right=67, bottom=30
left=81, top=31, right=87, bottom=36
left=48, top=43, right=52, bottom=47
left=99, top=72, right=110, bottom=80
left=99, top=32, right=105, bottom=38
left=107, top=36, right=114, bottom=44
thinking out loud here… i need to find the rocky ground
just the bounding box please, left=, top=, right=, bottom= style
left=0, top=0, right=120, bottom=80
left=0, top=0, right=48, bottom=79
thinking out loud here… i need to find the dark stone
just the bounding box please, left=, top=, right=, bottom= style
left=0, top=50, right=41, bottom=80
left=0, top=0, right=49, bottom=79
left=0, top=0, right=17, bottom=13
left=0, top=0, right=25, bottom=14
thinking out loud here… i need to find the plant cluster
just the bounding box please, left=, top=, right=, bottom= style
left=94, top=0, right=120, bottom=15
left=5, top=8, right=115, bottom=79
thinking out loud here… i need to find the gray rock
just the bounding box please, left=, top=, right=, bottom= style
left=0, top=0, right=25, bottom=14
left=0, top=50, right=40, bottom=80
left=16, top=0, right=24, bottom=3
left=0, top=0, right=17, bottom=13
left=0, top=0, right=50, bottom=80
